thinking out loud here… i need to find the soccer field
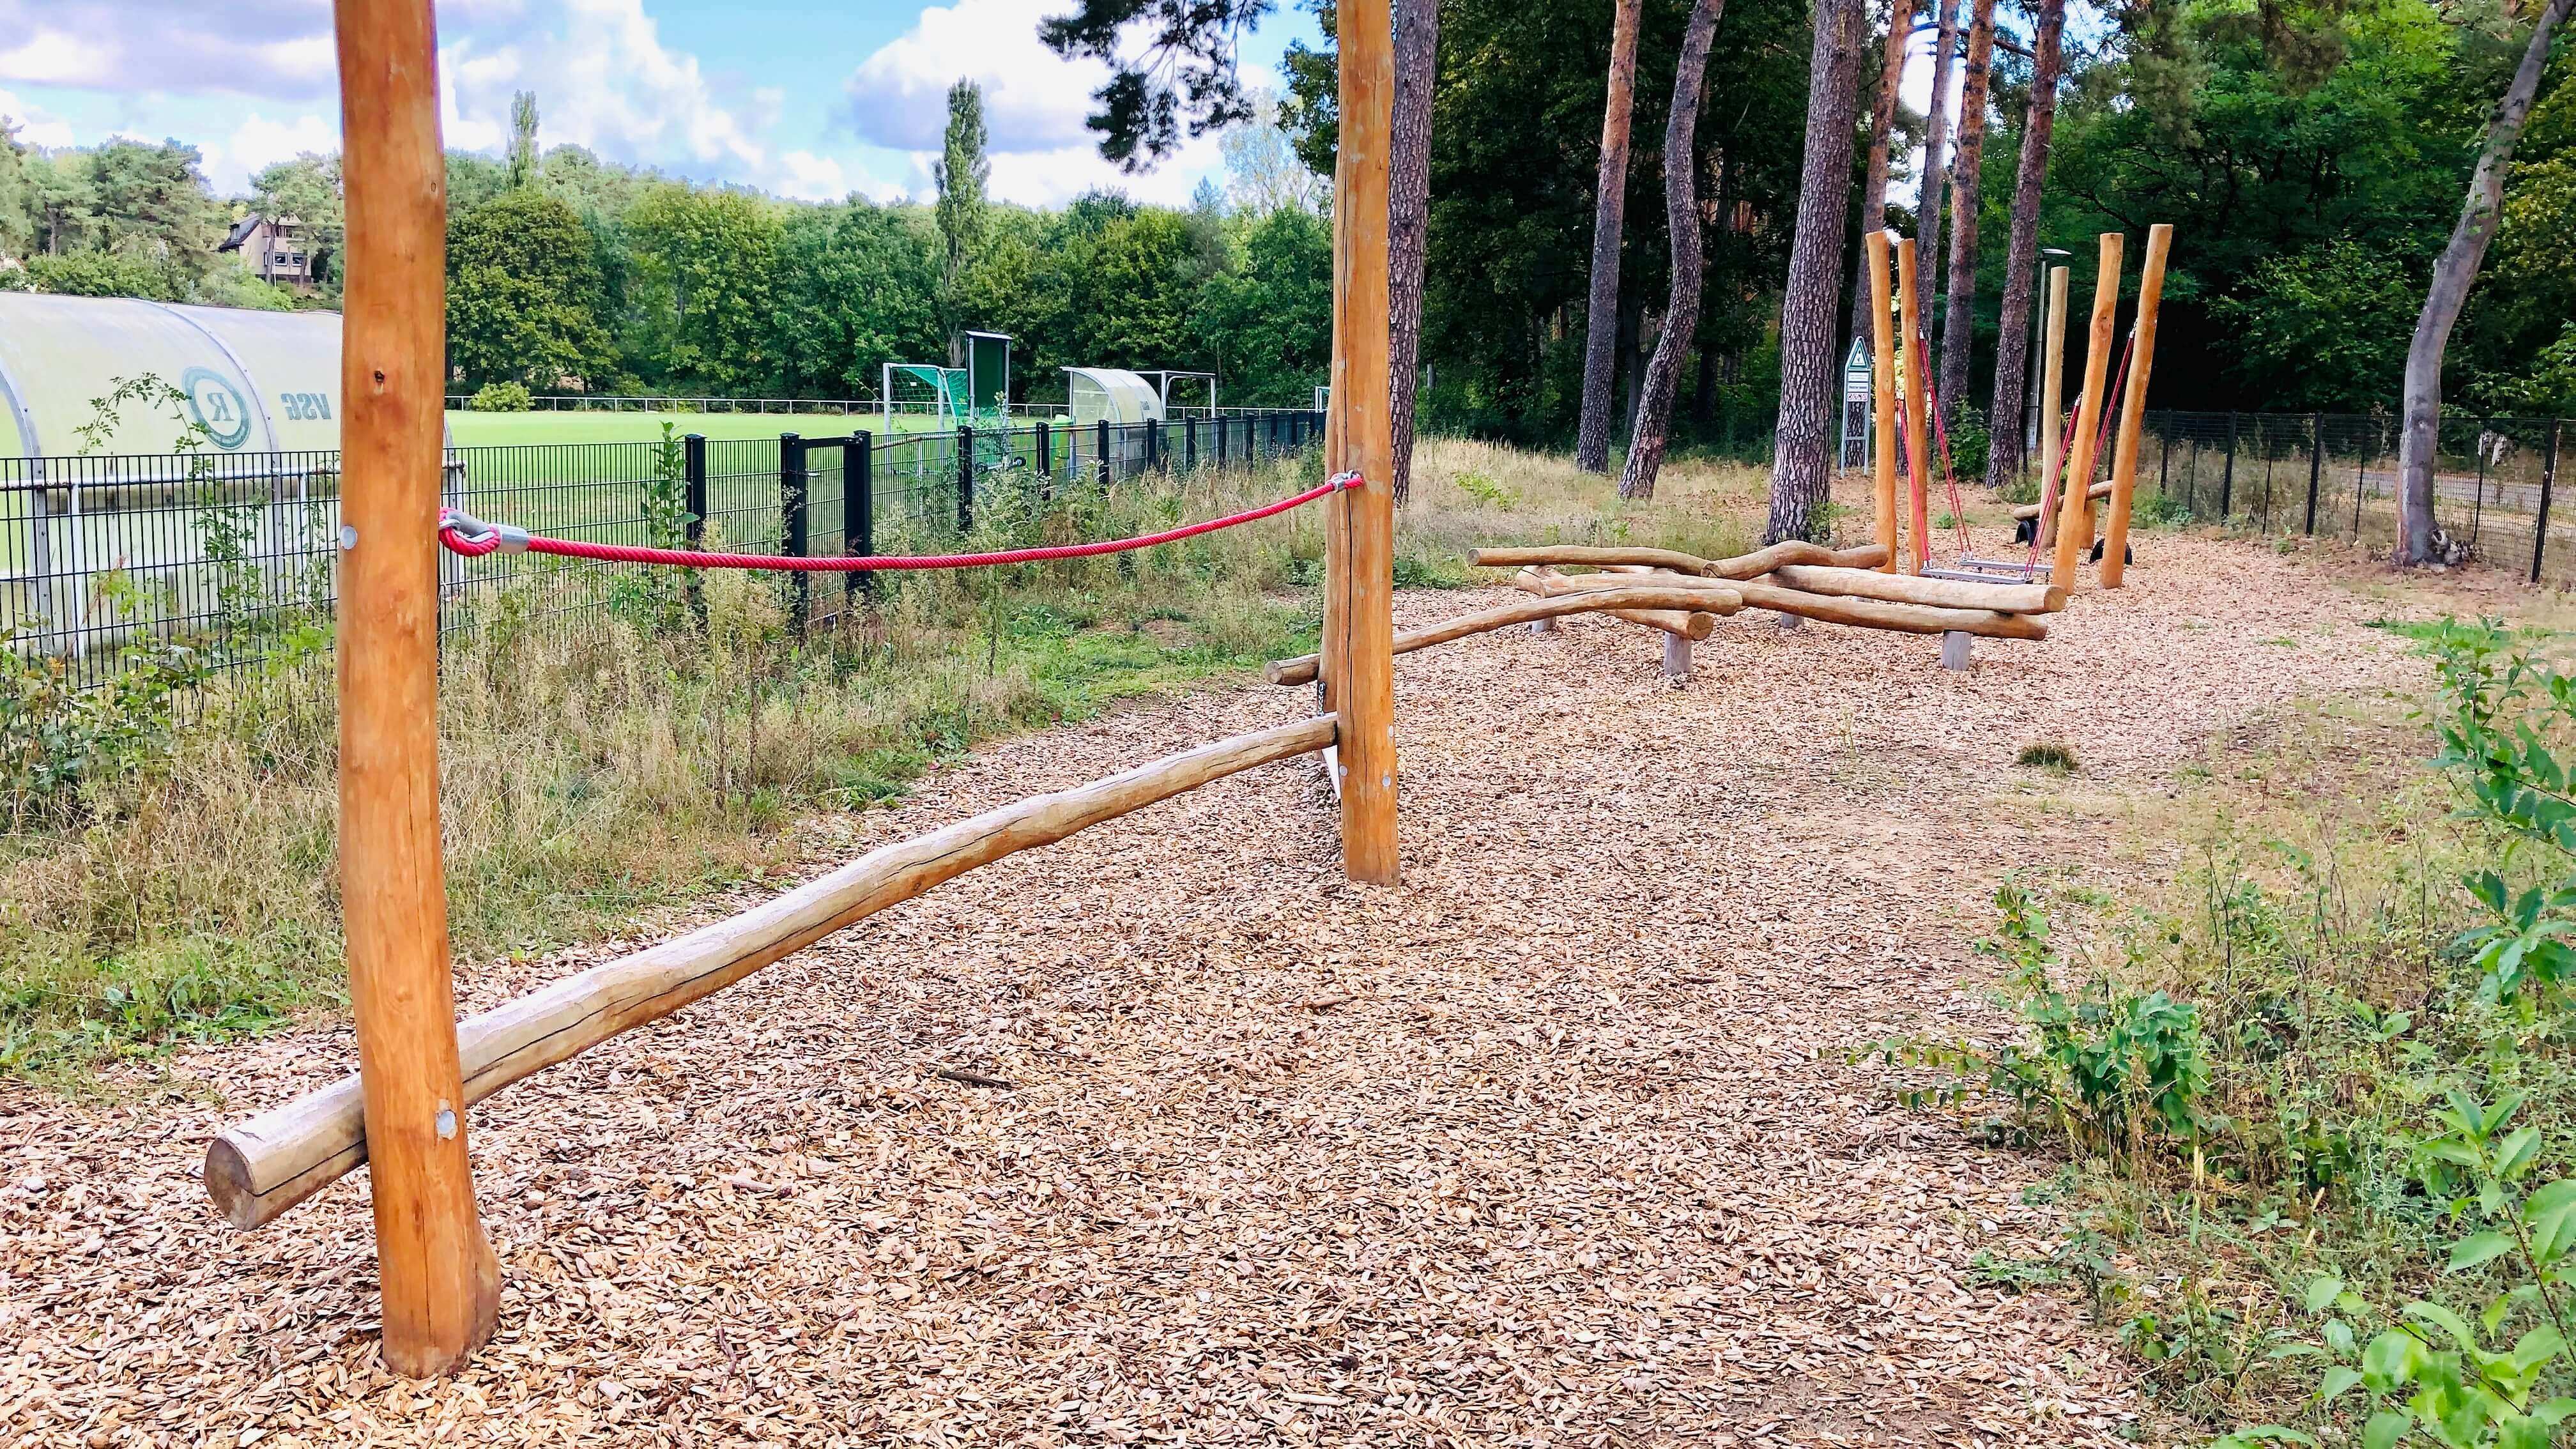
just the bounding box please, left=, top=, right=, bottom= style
left=442, top=409, right=942, bottom=447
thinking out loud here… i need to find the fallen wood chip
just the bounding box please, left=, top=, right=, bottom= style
left=1282, top=1392, right=1351, bottom=1407
left=719, top=1172, right=793, bottom=1196
left=935, top=1066, right=1018, bottom=1089
left=1292, top=993, right=1356, bottom=1010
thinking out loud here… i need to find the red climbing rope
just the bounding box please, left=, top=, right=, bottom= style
left=441, top=473, right=1358, bottom=571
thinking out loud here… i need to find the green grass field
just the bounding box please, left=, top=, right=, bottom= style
left=442, top=408, right=1055, bottom=447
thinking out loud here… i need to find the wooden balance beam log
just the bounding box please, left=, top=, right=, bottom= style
left=1765, top=564, right=2066, bottom=615
left=206, top=715, right=1339, bottom=1230
left=1262, top=584, right=1746, bottom=687
left=1468, top=541, right=1890, bottom=579
left=1512, top=567, right=1717, bottom=639
left=1533, top=571, right=2047, bottom=641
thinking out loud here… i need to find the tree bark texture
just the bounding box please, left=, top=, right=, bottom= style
left=1913, top=0, right=1958, bottom=329
left=1936, top=0, right=1995, bottom=427
left=1388, top=0, right=1441, bottom=503
left=1575, top=0, right=1646, bottom=473
left=1982, top=0, right=2063, bottom=489
left=1764, top=0, right=1864, bottom=543
left=1850, top=0, right=1914, bottom=353
left=2397, top=0, right=2570, bottom=564
left=1618, top=0, right=1728, bottom=500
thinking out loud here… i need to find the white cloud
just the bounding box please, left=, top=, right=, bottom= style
left=774, top=151, right=854, bottom=202
left=440, top=0, right=767, bottom=173
left=0, top=1, right=335, bottom=97
left=201, top=112, right=341, bottom=192
left=845, top=0, right=1110, bottom=155
left=0, top=86, right=75, bottom=149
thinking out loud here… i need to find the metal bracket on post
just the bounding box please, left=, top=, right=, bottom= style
left=781, top=433, right=809, bottom=635
left=849, top=431, right=874, bottom=608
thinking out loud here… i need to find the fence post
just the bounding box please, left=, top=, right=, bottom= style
left=1035, top=419, right=1052, bottom=497
left=2536, top=422, right=2563, bottom=585
left=684, top=433, right=708, bottom=625
left=1218, top=413, right=1230, bottom=470
left=1185, top=417, right=1197, bottom=473
left=956, top=425, right=974, bottom=531
left=2304, top=413, right=2323, bottom=535
left=2220, top=412, right=2237, bottom=519
left=1098, top=419, right=1113, bottom=486
left=781, top=433, right=809, bottom=634
left=850, top=431, right=874, bottom=608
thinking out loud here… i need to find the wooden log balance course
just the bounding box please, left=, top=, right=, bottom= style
left=1513, top=567, right=1719, bottom=639
left=1535, top=570, right=2048, bottom=641
left=206, top=716, right=1338, bottom=1230
left=1468, top=540, right=1890, bottom=579
left=1261, top=585, right=1744, bottom=687
left=2013, top=480, right=2109, bottom=522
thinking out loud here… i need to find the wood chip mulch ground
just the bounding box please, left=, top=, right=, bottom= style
left=3, top=537, right=2441, bottom=1446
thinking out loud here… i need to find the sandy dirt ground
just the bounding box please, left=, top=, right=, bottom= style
left=3, top=536, right=2444, bottom=1446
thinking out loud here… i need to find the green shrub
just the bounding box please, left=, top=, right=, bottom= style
left=2017, top=740, right=2078, bottom=773
left=469, top=380, right=533, bottom=412
left=2135, top=490, right=2195, bottom=528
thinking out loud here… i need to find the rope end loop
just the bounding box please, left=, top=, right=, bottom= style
left=440, top=507, right=529, bottom=554
left=1328, top=470, right=1365, bottom=494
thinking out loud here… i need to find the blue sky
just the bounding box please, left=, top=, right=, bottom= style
left=0, top=0, right=1324, bottom=205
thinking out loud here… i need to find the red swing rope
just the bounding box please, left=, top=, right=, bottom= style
left=440, top=473, right=1358, bottom=571
left=2023, top=333, right=2137, bottom=572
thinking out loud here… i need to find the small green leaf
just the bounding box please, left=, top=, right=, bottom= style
left=2405, top=1300, right=2479, bottom=1351
left=2450, top=1232, right=2516, bottom=1273
left=2321, top=1365, right=2363, bottom=1401
left=2363, top=1408, right=2410, bottom=1449
left=2306, top=1276, right=2348, bottom=1313
left=2363, top=1330, right=2424, bottom=1391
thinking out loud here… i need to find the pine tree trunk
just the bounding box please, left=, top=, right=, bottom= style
left=1618, top=0, right=1729, bottom=501
left=1935, top=0, right=1995, bottom=427
left=2398, top=0, right=2570, bottom=564
left=1913, top=0, right=1958, bottom=328
left=1850, top=0, right=1913, bottom=353
left=1388, top=0, right=1441, bottom=503
left=1575, top=0, right=1646, bottom=473
left=1764, top=0, right=1865, bottom=543
left=1982, top=0, right=2062, bottom=490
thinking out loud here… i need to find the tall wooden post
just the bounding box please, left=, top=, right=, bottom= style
left=2037, top=265, right=2068, bottom=546
left=1894, top=238, right=1930, bottom=574
left=1866, top=230, right=1899, bottom=572
left=2051, top=233, right=2122, bottom=587
left=334, top=0, right=500, bottom=1377
left=2100, top=223, right=2172, bottom=588
left=1323, top=0, right=1399, bottom=883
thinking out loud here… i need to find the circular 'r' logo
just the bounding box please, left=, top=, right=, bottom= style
left=181, top=367, right=255, bottom=449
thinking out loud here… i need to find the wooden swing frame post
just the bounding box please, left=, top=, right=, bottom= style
left=1866, top=230, right=1899, bottom=572
left=2037, top=264, right=2069, bottom=547
left=331, top=0, right=499, bottom=1376
left=2051, top=233, right=2124, bottom=587
left=2100, top=223, right=2173, bottom=588
left=1894, top=238, right=1929, bottom=575
left=1322, top=0, right=1399, bottom=883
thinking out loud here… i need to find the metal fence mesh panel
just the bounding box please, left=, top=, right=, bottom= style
left=6, top=412, right=1327, bottom=688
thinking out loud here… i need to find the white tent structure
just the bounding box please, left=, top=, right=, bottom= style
left=0, top=293, right=352, bottom=458
left=1064, top=368, right=1165, bottom=428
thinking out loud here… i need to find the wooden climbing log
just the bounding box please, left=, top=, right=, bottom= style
left=1262, top=585, right=1745, bottom=686
left=205, top=716, right=1339, bottom=1230
left=1734, top=581, right=2047, bottom=640
left=1768, top=564, right=2066, bottom=614
left=1513, top=568, right=1717, bottom=639
left=2012, top=480, right=2109, bottom=521
left=1470, top=544, right=1725, bottom=574
left=1534, top=571, right=2047, bottom=640
left=1469, top=540, right=1889, bottom=579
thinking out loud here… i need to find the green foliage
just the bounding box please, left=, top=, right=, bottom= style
left=2216, top=241, right=2422, bottom=413
left=0, top=637, right=204, bottom=826
left=446, top=188, right=615, bottom=391
left=469, top=380, right=533, bottom=412
left=627, top=185, right=784, bottom=395
left=25, top=250, right=180, bottom=300
left=1947, top=407, right=1993, bottom=482
left=935, top=78, right=990, bottom=333
left=1882, top=880, right=2213, bottom=1163
left=2018, top=740, right=2079, bottom=772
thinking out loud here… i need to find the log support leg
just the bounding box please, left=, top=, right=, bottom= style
left=1662, top=632, right=1692, bottom=684
left=1529, top=616, right=1558, bottom=634
left=1941, top=630, right=1974, bottom=671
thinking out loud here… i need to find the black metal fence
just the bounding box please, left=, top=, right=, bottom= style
left=3, top=411, right=1324, bottom=689
left=2132, top=412, right=2570, bottom=583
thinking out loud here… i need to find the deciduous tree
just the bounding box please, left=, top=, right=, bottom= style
left=1617, top=0, right=1728, bottom=501
left=1575, top=0, right=1646, bottom=474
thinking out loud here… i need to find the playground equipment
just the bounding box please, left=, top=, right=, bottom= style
left=1857, top=224, right=2172, bottom=594
left=213, top=0, right=1410, bottom=1379
left=880, top=332, right=1011, bottom=433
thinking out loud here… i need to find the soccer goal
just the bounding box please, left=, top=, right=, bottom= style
left=880, top=362, right=964, bottom=433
